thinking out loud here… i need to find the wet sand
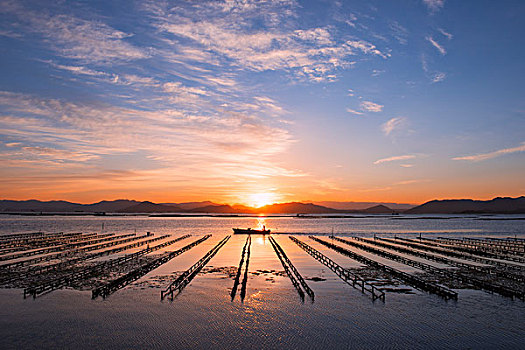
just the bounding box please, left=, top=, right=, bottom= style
left=0, top=218, right=524, bottom=349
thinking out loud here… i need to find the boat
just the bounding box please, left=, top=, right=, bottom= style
left=232, top=227, right=271, bottom=235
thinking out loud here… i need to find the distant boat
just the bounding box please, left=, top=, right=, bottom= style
left=233, top=227, right=271, bottom=235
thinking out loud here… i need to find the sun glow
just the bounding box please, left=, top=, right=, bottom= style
left=248, top=192, right=277, bottom=208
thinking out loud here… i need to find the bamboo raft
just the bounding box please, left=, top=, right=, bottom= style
left=0, top=234, right=162, bottom=269
left=290, top=236, right=385, bottom=302
left=24, top=235, right=191, bottom=298
left=230, top=235, right=251, bottom=301
left=92, top=235, right=208, bottom=299
left=161, top=235, right=231, bottom=301
left=388, top=238, right=525, bottom=272
left=359, top=237, right=523, bottom=283
left=0, top=233, right=137, bottom=261
left=333, top=236, right=524, bottom=300
left=269, top=236, right=314, bottom=302
left=311, top=236, right=458, bottom=300
left=1, top=234, right=172, bottom=284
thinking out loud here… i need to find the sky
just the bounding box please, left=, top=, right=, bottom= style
left=0, top=0, right=524, bottom=206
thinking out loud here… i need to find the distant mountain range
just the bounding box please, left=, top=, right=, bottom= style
left=0, top=199, right=396, bottom=214
left=313, top=201, right=414, bottom=210
left=0, top=197, right=523, bottom=214
left=405, top=196, right=525, bottom=214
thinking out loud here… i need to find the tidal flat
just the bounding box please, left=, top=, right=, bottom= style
left=0, top=215, right=524, bottom=349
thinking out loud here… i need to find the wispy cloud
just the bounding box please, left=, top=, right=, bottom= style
left=395, top=179, right=430, bottom=185
left=48, top=62, right=108, bottom=77
left=423, top=0, right=445, bottom=12
left=374, top=154, right=416, bottom=165
left=0, top=91, right=299, bottom=186
left=361, top=101, right=384, bottom=112
left=431, top=72, right=446, bottom=83
left=452, top=142, right=525, bottom=162
left=389, top=21, right=409, bottom=45
left=382, top=117, right=407, bottom=135
left=421, top=55, right=446, bottom=83
left=1, top=2, right=148, bottom=63
left=426, top=36, right=446, bottom=55
left=438, top=28, right=453, bottom=40
left=149, top=2, right=388, bottom=83
left=346, top=108, right=363, bottom=115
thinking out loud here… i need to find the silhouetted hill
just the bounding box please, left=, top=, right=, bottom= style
left=0, top=200, right=81, bottom=212
left=162, top=201, right=219, bottom=210
left=0, top=199, right=140, bottom=213
left=406, top=196, right=525, bottom=214
left=361, top=204, right=394, bottom=214
left=116, top=201, right=182, bottom=213
left=314, top=201, right=414, bottom=210
left=189, top=204, right=246, bottom=213
left=4, top=197, right=523, bottom=215
left=84, top=200, right=139, bottom=212
left=257, top=202, right=338, bottom=214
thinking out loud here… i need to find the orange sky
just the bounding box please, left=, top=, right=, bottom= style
left=1, top=1, right=524, bottom=206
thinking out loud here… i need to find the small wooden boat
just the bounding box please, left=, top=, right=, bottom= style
left=233, top=227, right=271, bottom=235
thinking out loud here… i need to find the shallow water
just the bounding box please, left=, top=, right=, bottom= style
left=0, top=215, right=524, bottom=349
left=1, top=213, right=524, bottom=237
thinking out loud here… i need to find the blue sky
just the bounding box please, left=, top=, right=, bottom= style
left=0, top=0, right=524, bottom=205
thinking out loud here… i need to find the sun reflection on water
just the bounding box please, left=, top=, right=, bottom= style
left=256, top=217, right=266, bottom=230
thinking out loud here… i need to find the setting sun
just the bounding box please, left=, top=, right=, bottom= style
left=248, top=192, right=277, bottom=208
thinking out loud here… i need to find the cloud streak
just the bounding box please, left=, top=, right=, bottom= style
left=452, top=142, right=525, bottom=162
left=0, top=91, right=299, bottom=188
left=374, top=155, right=416, bottom=165
left=150, top=2, right=388, bottom=82
left=346, top=108, right=363, bottom=115
left=361, top=101, right=384, bottom=113
left=382, top=117, right=407, bottom=135
left=426, top=36, right=446, bottom=55
left=1, top=2, right=148, bottom=63
left=423, top=0, right=445, bottom=12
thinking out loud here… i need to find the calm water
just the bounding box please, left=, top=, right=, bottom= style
left=1, top=214, right=524, bottom=237
left=0, top=215, right=524, bottom=349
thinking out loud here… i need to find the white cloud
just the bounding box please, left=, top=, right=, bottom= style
left=374, top=155, right=416, bottom=165
left=426, top=36, right=446, bottom=55
left=151, top=2, right=388, bottom=83
left=452, top=142, right=525, bottom=162
left=389, top=21, right=408, bottom=45
left=0, top=91, right=298, bottom=181
left=346, top=108, right=363, bottom=115
left=423, top=0, right=445, bottom=12
left=421, top=54, right=429, bottom=72
left=432, top=72, right=446, bottom=83
left=438, top=28, right=453, bottom=40
left=360, top=101, right=383, bottom=112
left=50, top=63, right=107, bottom=77
left=382, top=117, right=407, bottom=135
left=2, top=3, right=147, bottom=63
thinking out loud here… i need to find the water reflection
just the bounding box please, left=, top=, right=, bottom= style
left=256, top=217, right=266, bottom=230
